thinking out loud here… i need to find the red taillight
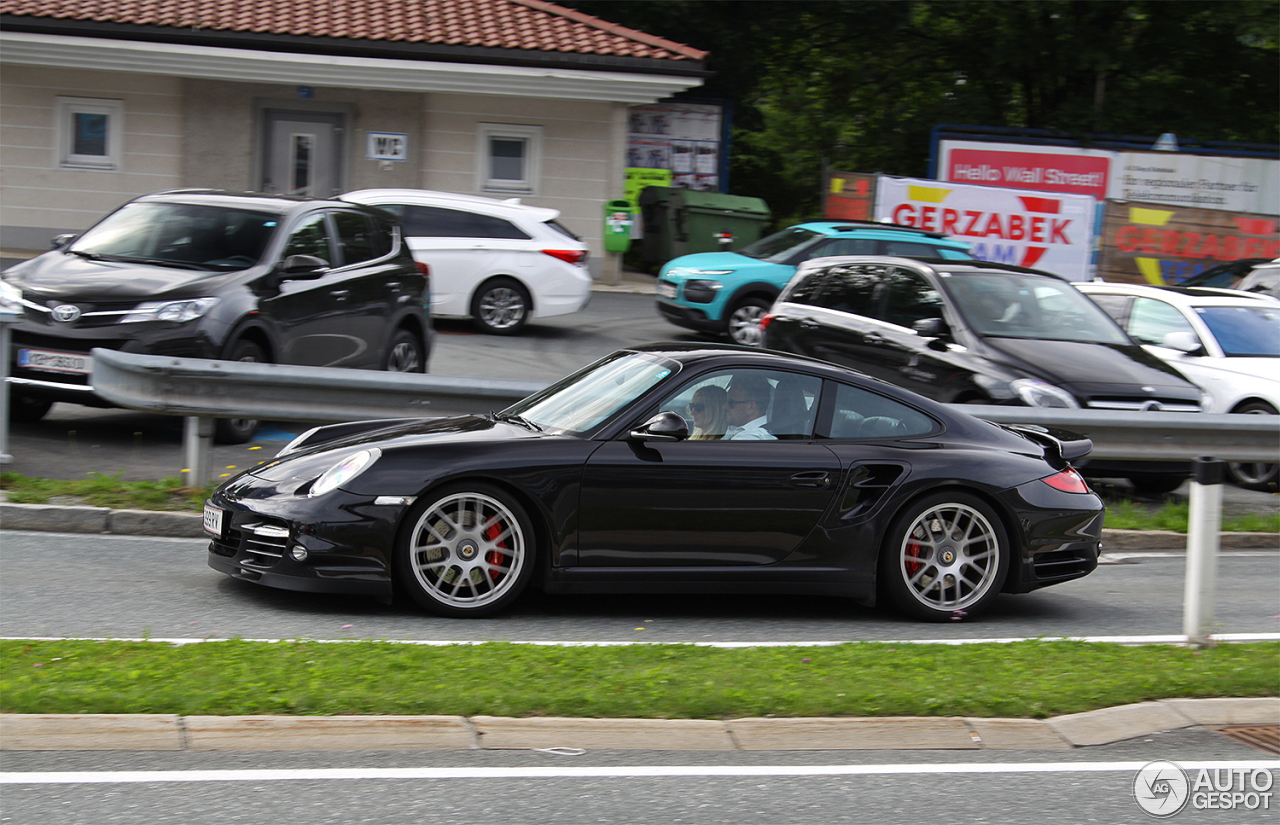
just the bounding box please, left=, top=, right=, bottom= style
left=542, top=249, right=587, bottom=265
left=415, top=261, right=430, bottom=279
left=760, top=313, right=775, bottom=331
left=1040, top=467, right=1091, bottom=494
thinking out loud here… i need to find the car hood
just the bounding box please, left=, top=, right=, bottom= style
left=660, top=251, right=782, bottom=278
left=978, top=337, right=1199, bottom=393
left=4, top=250, right=243, bottom=300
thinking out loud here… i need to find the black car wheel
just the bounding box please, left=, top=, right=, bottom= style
left=1227, top=401, right=1278, bottom=491
left=9, top=393, right=53, bottom=423
left=396, top=483, right=535, bottom=617
left=214, top=339, right=265, bottom=444
left=726, top=297, right=770, bottom=347
left=880, top=492, right=1008, bottom=621
left=472, top=278, right=530, bottom=335
left=384, top=328, right=425, bottom=373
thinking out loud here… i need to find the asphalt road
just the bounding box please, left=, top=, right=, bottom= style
left=2, top=531, right=1276, bottom=642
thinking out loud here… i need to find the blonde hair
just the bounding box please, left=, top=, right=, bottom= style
left=689, top=385, right=729, bottom=441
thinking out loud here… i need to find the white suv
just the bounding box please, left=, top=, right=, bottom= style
left=342, top=189, right=591, bottom=334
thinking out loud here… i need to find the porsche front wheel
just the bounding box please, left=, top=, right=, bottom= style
left=396, top=484, right=535, bottom=617
left=879, top=492, right=1008, bottom=621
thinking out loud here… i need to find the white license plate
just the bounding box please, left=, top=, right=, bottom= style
left=657, top=281, right=678, bottom=299
left=203, top=504, right=224, bottom=537
left=17, top=348, right=93, bottom=375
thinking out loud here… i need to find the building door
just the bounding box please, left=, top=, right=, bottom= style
left=260, top=110, right=344, bottom=197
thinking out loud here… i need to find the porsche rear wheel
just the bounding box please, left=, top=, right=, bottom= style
left=879, top=492, right=1008, bottom=621
left=396, top=484, right=535, bottom=617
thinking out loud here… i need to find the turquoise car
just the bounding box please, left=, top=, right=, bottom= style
left=656, top=220, right=973, bottom=345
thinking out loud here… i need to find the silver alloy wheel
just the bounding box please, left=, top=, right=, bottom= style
left=386, top=337, right=421, bottom=372
left=1227, top=403, right=1277, bottom=489
left=897, top=502, right=1001, bottom=612
left=406, top=492, right=527, bottom=610
left=728, top=302, right=767, bottom=347
left=477, top=286, right=527, bottom=330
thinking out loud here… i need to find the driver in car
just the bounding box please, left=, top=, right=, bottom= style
left=724, top=375, right=775, bottom=441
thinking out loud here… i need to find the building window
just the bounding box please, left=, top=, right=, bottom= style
left=57, top=97, right=124, bottom=170
left=477, top=123, right=541, bottom=193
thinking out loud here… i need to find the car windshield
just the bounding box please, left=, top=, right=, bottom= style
left=1197, top=304, right=1280, bottom=356
left=70, top=202, right=279, bottom=270
left=944, top=272, right=1129, bottom=344
left=738, top=227, right=822, bottom=262
left=501, top=350, right=681, bottom=435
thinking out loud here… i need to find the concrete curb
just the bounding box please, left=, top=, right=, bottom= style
left=2, top=699, right=1275, bottom=752
left=2, top=502, right=1276, bottom=547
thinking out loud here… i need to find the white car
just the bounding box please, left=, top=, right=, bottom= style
left=342, top=189, right=591, bottom=334
left=1079, top=282, right=1280, bottom=490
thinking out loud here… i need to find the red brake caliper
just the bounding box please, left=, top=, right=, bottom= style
left=485, top=521, right=507, bottom=581
left=904, top=537, right=924, bottom=577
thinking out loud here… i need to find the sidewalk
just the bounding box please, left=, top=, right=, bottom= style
left=3, top=698, right=1277, bottom=752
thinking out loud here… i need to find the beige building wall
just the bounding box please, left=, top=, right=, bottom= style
left=0, top=64, right=183, bottom=249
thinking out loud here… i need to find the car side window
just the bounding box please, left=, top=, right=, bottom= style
left=1085, top=293, right=1131, bottom=325
left=393, top=205, right=531, bottom=240
left=811, top=263, right=884, bottom=316
left=883, top=240, right=942, bottom=258
left=281, top=213, right=331, bottom=262
left=824, top=382, right=937, bottom=439
left=332, top=211, right=380, bottom=265
left=1128, top=297, right=1195, bottom=346
left=784, top=269, right=830, bottom=307
left=659, top=370, right=821, bottom=441
left=880, top=267, right=943, bottom=328
left=816, top=238, right=878, bottom=257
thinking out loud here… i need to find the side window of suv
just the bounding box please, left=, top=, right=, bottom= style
left=332, top=211, right=381, bottom=265
left=880, top=267, right=943, bottom=328
left=812, top=263, right=883, bottom=316
left=281, top=213, right=332, bottom=262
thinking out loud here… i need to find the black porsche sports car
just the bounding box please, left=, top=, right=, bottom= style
left=204, top=344, right=1105, bottom=621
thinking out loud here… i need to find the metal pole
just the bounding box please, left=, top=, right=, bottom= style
left=0, top=310, right=18, bottom=465
left=183, top=416, right=215, bottom=488
left=1183, top=457, right=1225, bottom=648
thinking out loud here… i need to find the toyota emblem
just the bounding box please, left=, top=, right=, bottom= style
left=52, top=304, right=81, bottom=323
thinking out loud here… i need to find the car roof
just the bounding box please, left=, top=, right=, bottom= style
left=342, top=188, right=561, bottom=222
left=137, top=189, right=357, bottom=214
left=790, top=254, right=1073, bottom=282
left=792, top=220, right=967, bottom=244
left=1077, top=282, right=1280, bottom=306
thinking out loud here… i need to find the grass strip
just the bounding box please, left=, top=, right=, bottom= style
left=3, top=640, right=1276, bottom=720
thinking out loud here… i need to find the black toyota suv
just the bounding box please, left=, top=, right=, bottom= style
left=762, top=256, right=1208, bottom=493
left=2, top=190, right=432, bottom=441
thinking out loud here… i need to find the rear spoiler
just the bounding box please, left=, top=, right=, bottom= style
left=1002, top=423, right=1093, bottom=463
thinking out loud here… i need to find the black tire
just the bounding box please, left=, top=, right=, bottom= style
left=214, top=339, right=265, bottom=444
left=9, top=393, right=53, bottom=423
left=1227, top=401, right=1278, bottom=492
left=384, top=328, right=425, bottom=373
left=1126, top=474, right=1187, bottom=496
left=879, top=491, right=1009, bottom=622
left=395, top=483, right=536, bottom=618
left=471, top=278, right=531, bottom=335
left=725, top=296, right=771, bottom=347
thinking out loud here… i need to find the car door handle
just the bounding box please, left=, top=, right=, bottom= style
left=799, top=320, right=819, bottom=330
left=788, top=471, right=831, bottom=488
left=864, top=332, right=886, bottom=346
left=330, top=289, right=349, bottom=300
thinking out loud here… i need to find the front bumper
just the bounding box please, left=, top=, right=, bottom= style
left=657, top=299, right=723, bottom=334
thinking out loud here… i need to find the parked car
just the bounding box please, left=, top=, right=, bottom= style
left=1079, top=283, right=1280, bottom=491
left=204, top=344, right=1103, bottom=622
left=762, top=257, right=1208, bottom=494
left=2, top=189, right=431, bottom=442
left=1236, top=262, right=1280, bottom=299
left=341, top=189, right=591, bottom=334
left=655, top=220, right=973, bottom=347
left=1178, top=258, right=1276, bottom=293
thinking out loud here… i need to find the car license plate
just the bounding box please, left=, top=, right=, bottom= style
left=657, top=281, right=678, bottom=299
left=17, top=348, right=93, bottom=375
left=203, top=504, right=224, bottom=537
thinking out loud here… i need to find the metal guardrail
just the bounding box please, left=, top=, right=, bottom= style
left=81, top=349, right=1280, bottom=485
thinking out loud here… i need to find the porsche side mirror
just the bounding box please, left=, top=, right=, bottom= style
left=278, top=254, right=330, bottom=279
left=629, top=411, right=689, bottom=443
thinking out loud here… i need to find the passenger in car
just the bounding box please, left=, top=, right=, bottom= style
left=689, top=385, right=729, bottom=440
left=724, top=375, right=776, bottom=441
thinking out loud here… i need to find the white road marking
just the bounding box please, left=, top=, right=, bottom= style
left=3, top=761, right=1274, bottom=785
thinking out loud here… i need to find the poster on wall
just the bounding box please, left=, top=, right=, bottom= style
left=627, top=102, right=723, bottom=195
left=1096, top=201, right=1279, bottom=285
left=875, top=176, right=1097, bottom=280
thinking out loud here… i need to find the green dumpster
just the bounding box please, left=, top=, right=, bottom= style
left=603, top=199, right=633, bottom=253
left=637, top=187, right=770, bottom=268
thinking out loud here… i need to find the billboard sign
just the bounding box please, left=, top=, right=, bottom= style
left=875, top=176, right=1096, bottom=280
left=1097, top=202, right=1279, bottom=284
left=627, top=102, right=723, bottom=193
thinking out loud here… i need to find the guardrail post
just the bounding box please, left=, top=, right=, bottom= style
left=183, top=416, right=214, bottom=488
left=1183, top=456, right=1225, bottom=648
left=0, top=306, right=21, bottom=465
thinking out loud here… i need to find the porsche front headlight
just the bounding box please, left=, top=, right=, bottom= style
left=310, top=448, right=380, bottom=497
